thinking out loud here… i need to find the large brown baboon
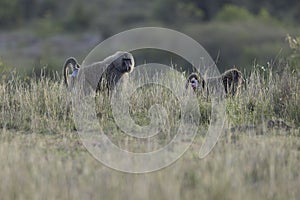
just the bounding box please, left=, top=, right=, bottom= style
left=63, top=51, right=135, bottom=93
left=62, top=52, right=134, bottom=117
left=78, top=51, right=135, bottom=94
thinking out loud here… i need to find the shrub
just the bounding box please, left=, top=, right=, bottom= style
left=214, top=4, right=254, bottom=22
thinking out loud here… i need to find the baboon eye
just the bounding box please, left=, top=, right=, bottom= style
left=124, top=59, right=131, bottom=66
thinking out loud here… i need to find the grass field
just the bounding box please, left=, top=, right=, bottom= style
left=0, top=63, right=299, bottom=199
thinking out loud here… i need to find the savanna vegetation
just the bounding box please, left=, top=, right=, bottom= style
left=0, top=36, right=299, bottom=199
left=0, top=0, right=300, bottom=199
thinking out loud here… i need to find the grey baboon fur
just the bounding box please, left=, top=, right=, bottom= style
left=62, top=52, right=134, bottom=118
left=186, top=68, right=245, bottom=97
left=78, top=51, right=135, bottom=94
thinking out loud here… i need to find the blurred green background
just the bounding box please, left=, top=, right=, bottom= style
left=0, top=0, right=299, bottom=76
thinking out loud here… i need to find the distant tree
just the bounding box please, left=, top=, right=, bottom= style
left=181, top=0, right=300, bottom=23
left=36, top=0, right=58, bottom=17
left=185, top=0, right=224, bottom=20
left=20, top=0, right=38, bottom=20
left=214, top=4, right=254, bottom=22
left=153, top=0, right=179, bottom=23
left=64, top=1, right=92, bottom=31
left=152, top=0, right=203, bottom=24
left=0, top=0, right=20, bottom=27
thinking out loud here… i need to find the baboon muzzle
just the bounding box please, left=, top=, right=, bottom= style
left=191, top=79, right=199, bottom=90
left=124, top=59, right=132, bottom=72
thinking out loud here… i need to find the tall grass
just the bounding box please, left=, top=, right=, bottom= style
left=0, top=64, right=299, bottom=133
left=226, top=64, right=300, bottom=129
left=0, top=71, right=74, bottom=133
left=0, top=63, right=299, bottom=199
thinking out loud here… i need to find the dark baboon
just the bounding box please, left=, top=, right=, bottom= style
left=186, top=68, right=244, bottom=97
left=63, top=57, right=81, bottom=90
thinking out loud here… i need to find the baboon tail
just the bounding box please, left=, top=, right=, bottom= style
left=63, top=57, right=80, bottom=87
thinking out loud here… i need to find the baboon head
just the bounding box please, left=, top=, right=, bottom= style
left=98, top=51, right=135, bottom=93
left=186, top=72, right=205, bottom=92
left=110, top=51, right=135, bottom=74
left=222, top=68, right=245, bottom=96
